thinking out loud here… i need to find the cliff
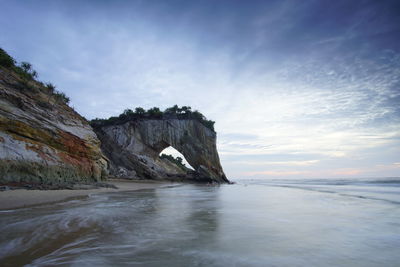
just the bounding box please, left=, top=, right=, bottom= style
left=93, top=119, right=229, bottom=183
left=0, top=48, right=228, bottom=185
left=0, top=65, right=108, bottom=185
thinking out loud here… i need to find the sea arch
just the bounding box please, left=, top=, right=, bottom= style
left=96, top=118, right=228, bottom=183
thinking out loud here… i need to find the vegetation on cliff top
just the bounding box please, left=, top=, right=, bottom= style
left=0, top=47, right=70, bottom=104
left=90, top=105, right=216, bottom=131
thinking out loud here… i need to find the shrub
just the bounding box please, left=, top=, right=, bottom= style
left=31, top=70, right=38, bottom=79
left=160, top=153, right=188, bottom=171
left=202, top=120, right=215, bottom=130
left=20, top=62, right=32, bottom=72
left=147, top=107, right=163, bottom=118
left=123, top=109, right=134, bottom=116
left=0, top=48, right=15, bottom=67
left=1, top=47, right=73, bottom=108
left=45, top=82, right=56, bottom=93
left=135, top=107, right=145, bottom=114
left=54, top=91, right=70, bottom=104
left=165, top=104, right=179, bottom=114
left=191, top=110, right=205, bottom=120
left=181, top=106, right=191, bottom=113
left=14, top=61, right=38, bottom=81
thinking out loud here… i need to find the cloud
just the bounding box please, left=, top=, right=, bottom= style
left=1, top=0, right=399, bottom=179
left=231, top=160, right=320, bottom=167
left=241, top=166, right=394, bottom=179
left=243, top=170, right=310, bottom=177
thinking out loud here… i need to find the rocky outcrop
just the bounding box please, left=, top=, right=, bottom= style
left=94, top=119, right=229, bottom=183
left=0, top=47, right=228, bottom=185
left=0, top=67, right=108, bottom=184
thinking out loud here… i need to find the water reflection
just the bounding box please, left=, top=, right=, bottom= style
left=1, top=183, right=400, bottom=266
left=0, top=185, right=223, bottom=266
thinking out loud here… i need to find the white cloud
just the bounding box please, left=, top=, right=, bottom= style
left=2, top=0, right=399, bottom=180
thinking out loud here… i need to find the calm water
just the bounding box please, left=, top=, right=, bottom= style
left=1, top=178, right=400, bottom=266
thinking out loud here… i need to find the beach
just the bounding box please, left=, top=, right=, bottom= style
left=0, top=179, right=175, bottom=210
left=1, top=178, right=399, bottom=266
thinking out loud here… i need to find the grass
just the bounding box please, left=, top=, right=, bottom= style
left=0, top=47, right=71, bottom=105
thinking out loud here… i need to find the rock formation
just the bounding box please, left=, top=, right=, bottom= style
left=0, top=66, right=108, bottom=184
left=0, top=48, right=229, bottom=185
left=93, top=119, right=229, bottom=183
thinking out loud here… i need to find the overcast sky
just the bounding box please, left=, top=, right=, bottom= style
left=1, top=0, right=399, bottom=179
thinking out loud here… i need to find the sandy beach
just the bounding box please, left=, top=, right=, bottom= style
left=0, top=179, right=177, bottom=210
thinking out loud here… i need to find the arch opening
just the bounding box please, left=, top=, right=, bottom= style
left=159, top=146, right=194, bottom=170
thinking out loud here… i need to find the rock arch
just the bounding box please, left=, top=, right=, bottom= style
left=94, top=119, right=229, bottom=183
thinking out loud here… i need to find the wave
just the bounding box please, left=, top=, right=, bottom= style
left=236, top=177, right=400, bottom=205
left=243, top=177, right=400, bottom=187
left=268, top=184, right=400, bottom=205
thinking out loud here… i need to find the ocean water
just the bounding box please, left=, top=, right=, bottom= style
left=1, top=178, right=400, bottom=266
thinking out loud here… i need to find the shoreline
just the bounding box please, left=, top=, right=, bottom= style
left=0, top=179, right=180, bottom=210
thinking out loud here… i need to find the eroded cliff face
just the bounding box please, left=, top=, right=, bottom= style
left=94, top=119, right=229, bottom=183
left=0, top=67, right=108, bottom=184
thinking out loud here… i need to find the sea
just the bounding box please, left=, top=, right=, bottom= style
left=1, top=178, right=400, bottom=267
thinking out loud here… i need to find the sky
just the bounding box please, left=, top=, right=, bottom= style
left=1, top=0, right=399, bottom=180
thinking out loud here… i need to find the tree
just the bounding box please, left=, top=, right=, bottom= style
left=20, top=62, right=32, bottom=72
left=135, top=107, right=145, bottom=115
left=202, top=120, right=215, bottom=131
left=191, top=110, right=204, bottom=120
left=123, top=109, right=134, bottom=116
left=181, top=106, right=191, bottom=114
left=165, top=104, right=179, bottom=114
left=0, top=48, right=15, bottom=67
left=147, top=107, right=162, bottom=117
left=31, top=70, right=38, bottom=79
left=160, top=154, right=187, bottom=170
left=17, top=61, right=38, bottom=81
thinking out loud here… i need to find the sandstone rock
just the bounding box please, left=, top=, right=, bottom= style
left=94, top=119, right=229, bottom=183
left=0, top=50, right=228, bottom=185
left=0, top=66, right=108, bottom=184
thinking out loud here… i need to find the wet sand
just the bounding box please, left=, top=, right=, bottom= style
left=0, top=179, right=177, bottom=210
